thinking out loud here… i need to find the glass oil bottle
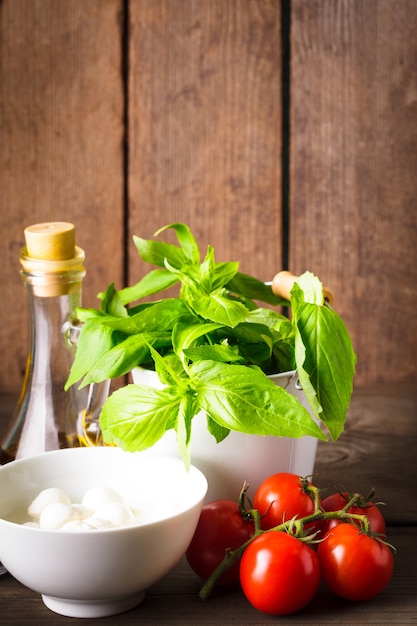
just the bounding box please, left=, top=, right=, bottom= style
left=0, top=222, right=109, bottom=463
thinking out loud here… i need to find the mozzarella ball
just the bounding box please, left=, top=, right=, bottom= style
left=27, top=488, right=71, bottom=520
left=61, top=519, right=95, bottom=531
left=94, top=502, right=137, bottom=527
left=81, top=485, right=123, bottom=510
left=84, top=516, right=116, bottom=530
left=39, top=503, right=76, bottom=530
left=71, top=503, right=94, bottom=521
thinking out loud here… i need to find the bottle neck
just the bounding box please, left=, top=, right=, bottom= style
left=20, top=255, right=86, bottom=396
left=19, top=245, right=86, bottom=297
left=24, top=281, right=83, bottom=356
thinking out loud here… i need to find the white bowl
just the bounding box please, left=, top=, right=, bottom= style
left=0, top=447, right=207, bottom=618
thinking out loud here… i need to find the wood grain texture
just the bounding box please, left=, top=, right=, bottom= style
left=1, top=537, right=416, bottom=626
left=127, top=0, right=282, bottom=285
left=314, top=384, right=417, bottom=526
left=290, top=0, right=417, bottom=384
left=1, top=0, right=416, bottom=394
left=0, top=0, right=124, bottom=392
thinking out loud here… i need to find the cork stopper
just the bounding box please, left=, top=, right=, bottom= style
left=24, top=222, right=76, bottom=261
left=20, top=222, right=85, bottom=297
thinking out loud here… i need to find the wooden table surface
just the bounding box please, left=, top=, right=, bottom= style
left=1, top=385, right=416, bottom=625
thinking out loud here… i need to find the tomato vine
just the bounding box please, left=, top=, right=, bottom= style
left=198, top=478, right=394, bottom=603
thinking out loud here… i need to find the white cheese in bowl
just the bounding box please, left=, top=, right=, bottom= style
left=25, top=485, right=144, bottom=531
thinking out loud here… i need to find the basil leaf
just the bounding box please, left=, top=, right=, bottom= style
left=296, top=271, right=324, bottom=305
left=213, top=322, right=275, bottom=365
left=186, top=291, right=248, bottom=327
left=75, top=307, right=108, bottom=322
left=294, top=302, right=356, bottom=440
left=216, top=320, right=274, bottom=345
left=151, top=344, right=185, bottom=387
left=100, top=384, right=181, bottom=451
left=246, top=307, right=290, bottom=330
left=176, top=394, right=197, bottom=470
left=184, top=344, right=244, bottom=364
left=155, top=222, right=200, bottom=264
left=133, top=236, right=187, bottom=269
left=210, top=261, right=240, bottom=291
left=206, top=414, right=230, bottom=443
left=227, top=272, right=286, bottom=306
left=118, top=269, right=179, bottom=304
left=103, top=299, right=193, bottom=335
left=65, top=319, right=117, bottom=390
left=199, top=246, right=239, bottom=291
left=271, top=341, right=295, bottom=374
left=100, top=283, right=128, bottom=317
left=81, top=332, right=171, bottom=384
left=190, top=360, right=326, bottom=440
left=172, top=321, right=224, bottom=360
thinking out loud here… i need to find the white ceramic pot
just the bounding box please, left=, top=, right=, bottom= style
left=131, top=368, right=319, bottom=502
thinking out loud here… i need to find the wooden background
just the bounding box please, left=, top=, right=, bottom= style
left=1, top=0, right=416, bottom=398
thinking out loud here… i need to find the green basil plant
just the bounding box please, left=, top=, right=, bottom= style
left=66, top=223, right=356, bottom=468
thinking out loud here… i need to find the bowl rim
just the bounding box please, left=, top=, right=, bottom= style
left=0, top=447, right=208, bottom=533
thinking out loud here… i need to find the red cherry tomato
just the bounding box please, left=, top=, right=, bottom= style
left=240, top=531, right=321, bottom=615
left=185, top=500, right=254, bottom=586
left=318, top=523, right=394, bottom=601
left=253, top=472, right=317, bottom=530
left=318, top=491, right=386, bottom=537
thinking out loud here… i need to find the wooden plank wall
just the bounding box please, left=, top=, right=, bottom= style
left=290, top=0, right=417, bottom=384
left=0, top=0, right=416, bottom=399
left=127, top=0, right=282, bottom=280
left=0, top=0, right=125, bottom=389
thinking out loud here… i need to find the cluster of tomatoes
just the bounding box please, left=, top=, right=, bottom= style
left=186, top=472, right=394, bottom=616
